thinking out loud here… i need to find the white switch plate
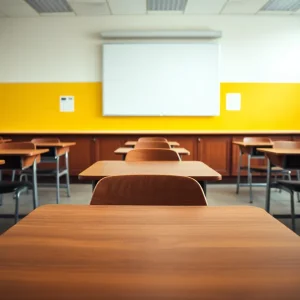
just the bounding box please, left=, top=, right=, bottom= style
left=60, top=96, right=74, bottom=112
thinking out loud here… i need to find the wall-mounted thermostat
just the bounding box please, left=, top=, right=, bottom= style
left=60, top=96, right=74, bottom=112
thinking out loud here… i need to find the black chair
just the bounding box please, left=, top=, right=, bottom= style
left=275, top=180, right=300, bottom=231
left=0, top=181, right=32, bottom=223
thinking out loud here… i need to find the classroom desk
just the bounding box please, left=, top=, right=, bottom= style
left=0, top=139, right=12, bottom=143
left=0, top=148, right=49, bottom=209
left=30, top=142, right=76, bottom=201
left=257, top=148, right=300, bottom=215
left=1, top=205, right=300, bottom=300
left=233, top=141, right=274, bottom=190
left=79, top=160, right=221, bottom=194
left=0, top=160, right=4, bottom=165
left=115, top=147, right=190, bottom=160
left=125, top=141, right=180, bottom=147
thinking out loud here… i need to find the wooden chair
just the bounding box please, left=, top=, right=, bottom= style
left=125, top=148, right=181, bottom=161
left=138, top=137, right=168, bottom=142
left=90, top=175, right=207, bottom=206
left=135, top=141, right=171, bottom=149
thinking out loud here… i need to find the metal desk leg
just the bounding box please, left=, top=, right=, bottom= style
left=65, top=152, right=71, bottom=197
left=199, top=181, right=207, bottom=195
left=92, top=180, right=99, bottom=191
left=265, top=158, right=271, bottom=213
left=236, top=149, right=242, bottom=194
left=0, top=170, right=2, bottom=206
left=32, top=158, right=39, bottom=209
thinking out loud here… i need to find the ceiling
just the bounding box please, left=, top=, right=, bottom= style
left=0, top=0, right=299, bottom=18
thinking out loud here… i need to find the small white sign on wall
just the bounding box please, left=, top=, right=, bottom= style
left=60, top=96, right=74, bottom=112
left=226, top=93, right=241, bottom=111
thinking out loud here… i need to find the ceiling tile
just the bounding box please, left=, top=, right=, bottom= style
left=108, top=0, right=146, bottom=15
left=0, top=0, right=39, bottom=17
left=222, top=0, right=269, bottom=14
left=185, top=0, right=227, bottom=14
left=71, top=2, right=110, bottom=15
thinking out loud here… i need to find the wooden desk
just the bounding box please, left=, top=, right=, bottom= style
left=0, top=139, right=12, bottom=143
left=115, top=147, right=190, bottom=160
left=257, top=148, right=300, bottom=214
left=0, top=149, right=48, bottom=209
left=1, top=205, right=300, bottom=300
left=125, top=141, right=180, bottom=148
left=31, top=142, right=76, bottom=202
left=79, top=160, right=221, bottom=194
left=0, top=160, right=4, bottom=165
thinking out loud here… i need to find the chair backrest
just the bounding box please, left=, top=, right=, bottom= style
left=138, top=137, right=168, bottom=142
left=32, top=138, right=60, bottom=143
left=135, top=141, right=171, bottom=149
left=125, top=148, right=181, bottom=162
left=273, top=141, right=300, bottom=149
left=0, top=142, right=35, bottom=149
left=90, top=174, right=207, bottom=206
left=243, top=137, right=272, bottom=144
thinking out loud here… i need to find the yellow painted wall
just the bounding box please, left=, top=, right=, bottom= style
left=0, top=82, right=299, bottom=131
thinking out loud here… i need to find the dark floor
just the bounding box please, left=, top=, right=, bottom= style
left=1, top=183, right=300, bottom=235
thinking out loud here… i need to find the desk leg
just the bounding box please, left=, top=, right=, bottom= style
left=65, top=152, right=71, bottom=197
left=0, top=170, right=2, bottom=206
left=199, top=181, right=207, bottom=195
left=265, top=158, right=271, bottom=213
left=32, top=158, right=38, bottom=209
left=92, top=180, right=99, bottom=191
left=122, top=154, right=126, bottom=161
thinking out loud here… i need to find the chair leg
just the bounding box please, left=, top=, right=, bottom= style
left=11, top=170, right=16, bottom=181
left=56, top=156, right=60, bottom=204
left=290, top=191, right=296, bottom=232
left=297, top=170, right=300, bottom=203
left=248, top=155, right=253, bottom=203
left=65, top=152, right=71, bottom=197
left=15, top=190, right=21, bottom=224
left=236, top=149, right=242, bottom=194
left=0, top=170, right=2, bottom=206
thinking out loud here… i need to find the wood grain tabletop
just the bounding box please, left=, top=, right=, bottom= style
left=0, top=205, right=300, bottom=300
left=125, top=141, right=180, bottom=147
left=257, top=148, right=300, bottom=155
left=115, top=147, right=190, bottom=155
left=78, top=160, right=222, bottom=181
left=233, top=141, right=273, bottom=147
left=0, top=149, right=49, bottom=156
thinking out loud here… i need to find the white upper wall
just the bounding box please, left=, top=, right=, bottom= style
left=0, top=15, right=300, bottom=83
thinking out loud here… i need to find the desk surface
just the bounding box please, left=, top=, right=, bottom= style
left=79, top=160, right=221, bottom=181
left=33, top=142, right=76, bottom=148
left=0, top=139, right=12, bottom=143
left=125, top=141, right=180, bottom=147
left=233, top=141, right=273, bottom=147
left=0, top=160, right=4, bottom=165
left=257, top=148, right=300, bottom=155
left=1, top=205, right=300, bottom=300
left=0, top=149, right=48, bottom=156
left=115, top=147, right=190, bottom=155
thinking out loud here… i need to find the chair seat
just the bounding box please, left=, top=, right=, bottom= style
left=250, top=166, right=287, bottom=173
left=0, top=181, right=32, bottom=194
left=276, top=180, right=300, bottom=192
left=23, top=169, right=63, bottom=175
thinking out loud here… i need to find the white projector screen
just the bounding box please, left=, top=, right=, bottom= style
left=103, top=43, right=220, bottom=116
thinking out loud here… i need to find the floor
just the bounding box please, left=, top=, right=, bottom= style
left=0, top=183, right=299, bottom=235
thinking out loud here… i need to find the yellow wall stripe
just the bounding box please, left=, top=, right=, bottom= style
left=1, top=82, right=300, bottom=130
